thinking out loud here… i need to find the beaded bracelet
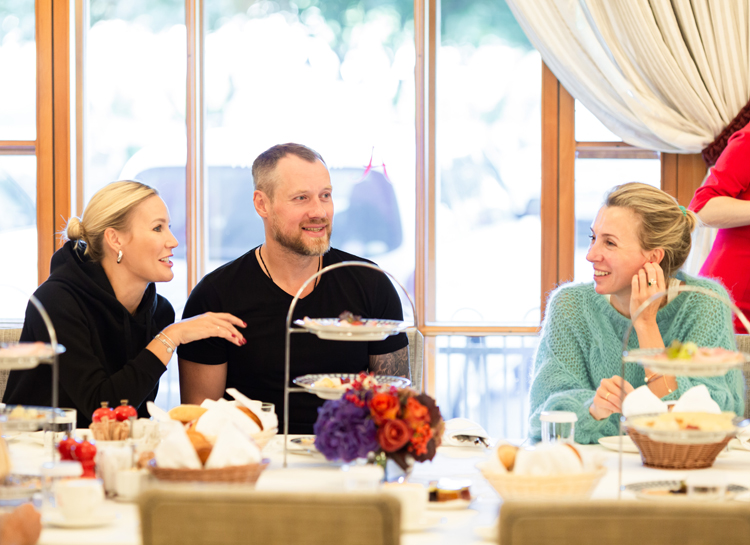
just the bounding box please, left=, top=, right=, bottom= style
left=154, top=332, right=175, bottom=354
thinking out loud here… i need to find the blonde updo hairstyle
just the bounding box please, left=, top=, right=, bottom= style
left=604, top=182, right=697, bottom=279
left=65, top=181, right=159, bottom=262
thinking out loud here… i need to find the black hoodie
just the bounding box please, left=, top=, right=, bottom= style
left=3, top=241, right=174, bottom=427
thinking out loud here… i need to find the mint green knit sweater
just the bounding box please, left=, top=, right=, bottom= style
left=529, top=272, right=744, bottom=444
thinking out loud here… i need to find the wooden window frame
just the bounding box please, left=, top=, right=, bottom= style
left=32, top=0, right=707, bottom=398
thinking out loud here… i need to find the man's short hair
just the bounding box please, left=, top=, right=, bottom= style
left=252, top=143, right=327, bottom=200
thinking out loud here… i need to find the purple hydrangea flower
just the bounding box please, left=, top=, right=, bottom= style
left=314, top=397, right=379, bottom=462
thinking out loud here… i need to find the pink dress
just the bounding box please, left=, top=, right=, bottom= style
left=689, top=123, right=750, bottom=334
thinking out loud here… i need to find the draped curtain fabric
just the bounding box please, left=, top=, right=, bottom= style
left=506, top=0, right=750, bottom=153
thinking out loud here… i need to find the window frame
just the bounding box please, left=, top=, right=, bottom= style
left=25, top=0, right=707, bottom=396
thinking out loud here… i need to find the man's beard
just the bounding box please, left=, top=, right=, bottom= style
left=270, top=216, right=332, bottom=257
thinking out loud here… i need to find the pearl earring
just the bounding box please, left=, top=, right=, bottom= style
left=117, top=250, right=123, bottom=264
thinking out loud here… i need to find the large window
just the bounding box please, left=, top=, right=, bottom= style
left=12, top=0, right=705, bottom=426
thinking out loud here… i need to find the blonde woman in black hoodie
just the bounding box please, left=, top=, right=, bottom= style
left=3, top=181, right=246, bottom=427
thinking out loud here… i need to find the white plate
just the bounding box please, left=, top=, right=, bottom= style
left=402, top=513, right=441, bottom=532
left=622, top=348, right=748, bottom=377
left=625, top=480, right=748, bottom=501
left=427, top=499, right=471, bottom=510
left=44, top=508, right=116, bottom=529
left=293, top=374, right=411, bottom=400
left=0, top=343, right=66, bottom=370
left=597, top=436, right=640, bottom=453
left=287, top=436, right=320, bottom=456
left=294, top=318, right=408, bottom=341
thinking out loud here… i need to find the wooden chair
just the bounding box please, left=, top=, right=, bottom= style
left=499, top=500, right=750, bottom=545
left=406, top=327, right=423, bottom=392
left=0, top=328, right=22, bottom=400
left=140, top=487, right=401, bottom=545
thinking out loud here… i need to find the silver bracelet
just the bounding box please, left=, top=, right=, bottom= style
left=160, top=331, right=177, bottom=350
left=154, top=333, right=175, bottom=354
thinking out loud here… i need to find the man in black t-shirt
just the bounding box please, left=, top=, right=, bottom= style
left=178, top=143, right=409, bottom=433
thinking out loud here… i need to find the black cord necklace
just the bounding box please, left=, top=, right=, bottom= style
left=259, top=245, right=321, bottom=289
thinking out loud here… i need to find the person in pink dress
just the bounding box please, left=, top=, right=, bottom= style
left=689, top=122, right=750, bottom=334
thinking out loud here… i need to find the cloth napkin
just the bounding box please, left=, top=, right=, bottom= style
left=204, top=422, right=262, bottom=469
left=622, top=386, right=668, bottom=418
left=441, top=418, right=491, bottom=447
left=195, top=400, right=262, bottom=441
left=154, top=425, right=202, bottom=469
left=671, top=384, right=721, bottom=414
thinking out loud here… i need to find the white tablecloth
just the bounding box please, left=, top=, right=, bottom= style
left=12, top=436, right=750, bottom=545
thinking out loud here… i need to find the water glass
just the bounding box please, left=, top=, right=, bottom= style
left=540, top=411, right=577, bottom=444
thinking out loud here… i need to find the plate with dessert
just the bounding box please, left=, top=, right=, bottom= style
left=427, top=479, right=472, bottom=510
left=293, top=373, right=411, bottom=400
left=0, top=342, right=66, bottom=370
left=625, top=480, right=748, bottom=501
left=0, top=404, right=68, bottom=432
left=294, top=311, right=409, bottom=341
left=623, top=340, right=748, bottom=377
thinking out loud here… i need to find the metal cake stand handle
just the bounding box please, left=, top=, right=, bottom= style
left=616, top=284, right=750, bottom=497
left=282, top=261, right=418, bottom=468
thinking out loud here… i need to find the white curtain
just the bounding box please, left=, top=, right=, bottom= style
left=506, top=0, right=750, bottom=153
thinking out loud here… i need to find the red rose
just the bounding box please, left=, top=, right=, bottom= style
left=377, top=419, right=412, bottom=452
left=403, top=397, right=430, bottom=430
left=370, top=393, right=400, bottom=425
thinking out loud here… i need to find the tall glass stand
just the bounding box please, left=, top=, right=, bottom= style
left=0, top=294, right=65, bottom=460
left=282, top=261, right=418, bottom=468
left=616, top=285, right=750, bottom=498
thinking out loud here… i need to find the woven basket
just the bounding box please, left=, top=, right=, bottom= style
left=148, top=459, right=269, bottom=484
left=252, top=427, right=277, bottom=450
left=626, top=429, right=731, bottom=470
left=480, top=467, right=606, bottom=501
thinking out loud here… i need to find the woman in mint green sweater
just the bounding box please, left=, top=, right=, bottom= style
left=529, top=183, right=744, bottom=444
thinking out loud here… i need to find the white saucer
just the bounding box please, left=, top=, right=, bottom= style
left=402, top=514, right=441, bottom=532
left=44, top=508, right=116, bottom=529
left=427, top=499, right=471, bottom=510
left=598, top=436, right=639, bottom=453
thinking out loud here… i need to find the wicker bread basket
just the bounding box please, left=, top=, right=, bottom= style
left=480, top=467, right=606, bottom=501
left=148, top=459, right=269, bottom=483
left=626, top=428, right=731, bottom=470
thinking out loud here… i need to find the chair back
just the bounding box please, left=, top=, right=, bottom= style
left=406, top=327, right=423, bottom=391
left=499, top=500, right=750, bottom=545
left=140, top=487, right=401, bottom=545
left=0, top=328, right=22, bottom=401
left=738, top=334, right=750, bottom=417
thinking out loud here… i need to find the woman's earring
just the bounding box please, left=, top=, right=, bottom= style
left=117, top=250, right=123, bottom=264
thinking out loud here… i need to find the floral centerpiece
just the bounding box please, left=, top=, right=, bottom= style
left=313, top=373, right=444, bottom=471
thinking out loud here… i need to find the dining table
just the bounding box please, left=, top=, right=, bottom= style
left=7, top=433, right=750, bottom=545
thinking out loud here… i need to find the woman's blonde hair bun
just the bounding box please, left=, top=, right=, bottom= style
left=62, top=181, right=159, bottom=262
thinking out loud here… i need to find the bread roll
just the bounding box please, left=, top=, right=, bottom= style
left=186, top=430, right=213, bottom=466
left=497, top=444, right=518, bottom=471
left=237, top=406, right=263, bottom=431
left=168, top=404, right=208, bottom=424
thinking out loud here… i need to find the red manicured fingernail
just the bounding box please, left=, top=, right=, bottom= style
left=242, top=322, right=247, bottom=327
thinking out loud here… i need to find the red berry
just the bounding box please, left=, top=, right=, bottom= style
left=113, top=399, right=137, bottom=422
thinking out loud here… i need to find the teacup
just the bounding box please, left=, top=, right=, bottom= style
left=55, top=479, right=104, bottom=520
left=381, top=482, right=428, bottom=528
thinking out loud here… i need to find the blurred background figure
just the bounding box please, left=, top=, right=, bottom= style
left=689, top=122, right=750, bottom=334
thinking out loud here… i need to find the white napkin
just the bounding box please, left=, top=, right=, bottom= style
left=671, top=385, right=721, bottom=414
left=146, top=401, right=172, bottom=422
left=441, top=418, right=491, bottom=447
left=204, top=422, right=262, bottom=469
left=622, top=386, right=668, bottom=418
left=195, top=402, right=261, bottom=441
left=227, top=388, right=279, bottom=431
left=154, top=425, right=202, bottom=469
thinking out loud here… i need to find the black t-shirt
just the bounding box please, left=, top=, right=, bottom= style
left=178, top=247, right=408, bottom=433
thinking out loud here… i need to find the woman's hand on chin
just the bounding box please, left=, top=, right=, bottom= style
left=630, top=261, right=666, bottom=329
left=589, top=375, right=634, bottom=420
left=164, top=313, right=247, bottom=348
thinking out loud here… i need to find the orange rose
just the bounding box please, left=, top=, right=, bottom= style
left=378, top=419, right=411, bottom=452
left=370, top=393, right=400, bottom=425
left=408, top=422, right=433, bottom=456
left=403, top=397, right=430, bottom=430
